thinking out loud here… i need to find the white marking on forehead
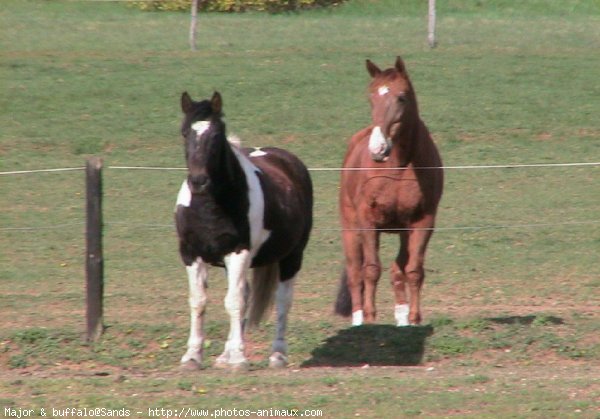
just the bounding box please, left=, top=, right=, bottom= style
left=175, top=179, right=192, bottom=208
left=249, top=148, right=267, bottom=157
left=191, top=121, right=210, bottom=138
left=378, top=85, right=390, bottom=96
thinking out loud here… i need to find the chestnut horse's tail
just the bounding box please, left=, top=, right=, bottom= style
left=246, top=263, right=279, bottom=328
left=334, top=268, right=353, bottom=317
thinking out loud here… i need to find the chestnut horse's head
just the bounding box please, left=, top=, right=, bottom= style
left=365, top=56, right=418, bottom=162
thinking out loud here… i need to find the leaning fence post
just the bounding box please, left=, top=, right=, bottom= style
left=189, top=0, right=199, bottom=51
left=428, top=0, right=437, bottom=48
left=86, top=157, right=104, bottom=342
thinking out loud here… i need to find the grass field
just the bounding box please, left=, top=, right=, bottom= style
left=1, top=0, right=599, bottom=417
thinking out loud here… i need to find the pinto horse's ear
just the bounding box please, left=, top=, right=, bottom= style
left=210, top=91, right=223, bottom=115
left=181, top=91, right=193, bottom=114
left=395, top=56, right=407, bottom=75
left=366, top=59, right=382, bottom=78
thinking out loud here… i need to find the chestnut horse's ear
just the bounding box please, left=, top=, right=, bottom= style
left=395, top=56, right=407, bottom=75
left=366, top=59, right=382, bottom=78
left=181, top=91, right=193, bottom=113
left=211, top=91, right=223, bottom=115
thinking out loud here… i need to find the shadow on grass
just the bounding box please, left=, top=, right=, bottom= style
left=301, top=324, right=433, bottom=367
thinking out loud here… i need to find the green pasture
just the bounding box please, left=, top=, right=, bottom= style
left=1, top=0, right=599, bottom=417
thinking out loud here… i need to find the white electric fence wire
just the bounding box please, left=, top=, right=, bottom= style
left=1, top=162, right=598, bottom=232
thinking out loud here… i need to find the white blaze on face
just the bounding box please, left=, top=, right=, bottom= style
left=368, top=126, right=390, bottom=158
left=191, top=121, right=210, bottom=139
left=378, top=85, right=390, bottom=96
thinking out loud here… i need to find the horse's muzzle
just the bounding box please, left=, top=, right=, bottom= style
left=370, top=144, right=391, bottom=162
left=368, top=126, right=392, bottom=162
left=188, top=174, right=210, bottom=194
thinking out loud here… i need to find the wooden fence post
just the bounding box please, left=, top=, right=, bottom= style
left=86, top=157, right=104, bottom=342
left=189, top=0, right=199, bottom=51
left=428, top=0, right=437, bottom=48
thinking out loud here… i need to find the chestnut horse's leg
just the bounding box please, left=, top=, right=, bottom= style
left=361, top=230, right=381, bottom=323
left=404, top=215, right=435, bottom=325
left=342, top=229, right=364, bottom=325
left=391, top=232, right=410, bottom=326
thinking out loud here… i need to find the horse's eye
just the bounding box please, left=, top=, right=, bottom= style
left=397, top=94, right=408, bottom=104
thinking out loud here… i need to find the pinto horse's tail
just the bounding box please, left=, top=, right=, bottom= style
left=334, top=268, right=353, bottom=317
left=246, top=263, right=279, bottom=327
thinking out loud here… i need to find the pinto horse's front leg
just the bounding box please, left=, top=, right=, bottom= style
left=216, top=250, right=251, bottom=370
left=181, top=258, right=208, bottom=370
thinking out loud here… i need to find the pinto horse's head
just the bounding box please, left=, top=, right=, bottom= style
left=180, top=91, right=226, bottom=194
left=365, top=56, right=418, bottom=163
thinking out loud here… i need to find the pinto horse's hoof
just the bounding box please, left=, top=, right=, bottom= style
left=230, top=360, right=250, bottom=371
left=215, top=359, right=249, bottom=371
left=180, top=359, right=202, bottom=372
left=268, top=352, right=288, bottom=369
left=214, top=356, right=230, bottom=369
left=215, top=351, right=249, bottom=371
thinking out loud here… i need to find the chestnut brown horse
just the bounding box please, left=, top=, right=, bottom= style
left=335, top=56, right=443, bottom=327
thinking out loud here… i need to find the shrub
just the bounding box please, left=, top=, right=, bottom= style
left=131, top=0, right=345, bottom=13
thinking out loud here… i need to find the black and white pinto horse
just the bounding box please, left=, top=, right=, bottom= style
left=175, top=91, right=313, bottom=370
